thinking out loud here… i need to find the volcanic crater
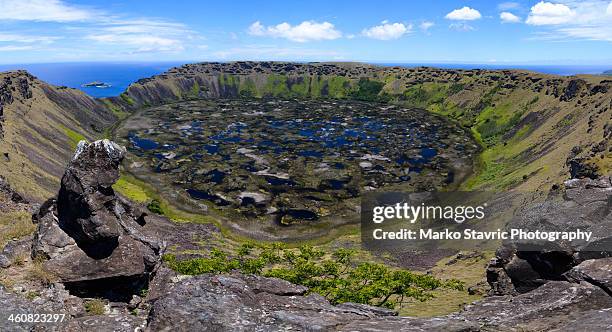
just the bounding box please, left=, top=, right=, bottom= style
left=115, top=99, right=478, bottom=240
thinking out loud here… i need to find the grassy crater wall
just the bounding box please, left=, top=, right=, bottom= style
left=104, top=62, right=612, bottom=192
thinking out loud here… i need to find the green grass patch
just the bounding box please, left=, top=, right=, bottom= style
left=59, top=125, right=86, bottom=150
left=513, top=124, right=532, bottom=140
left=101, top=99, right=128, bottom=119
left=112, top=173, right=218, bottom=225
left=262, top=74, right=290, bottom=97
left=327, top=76, right=351, bottom=99
left=113, top=176, right=150, bottom=203
left=401, top=83, right=450, bottom=108
left=288, top=76, right=310, bottom=97
left=473, top=103, right=523, bottom=147
left=350, top=78, right=387, bottom=102
left=0, top=211, right=36, bottom=248
left=120, top=93, right=135, bottom=106
left=239, top=77, right=258, bottom=98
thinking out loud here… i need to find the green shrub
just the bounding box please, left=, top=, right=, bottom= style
left=164, top=244, right=463, bottom=309
left=84, top=299, right=106, bottom=315
left=448, top=83, right=464, bottom=95
left=147, top=199, right=164, bottom=215
left=350, top=78, right=386, bottom=101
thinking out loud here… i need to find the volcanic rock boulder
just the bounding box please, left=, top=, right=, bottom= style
left=457, top=280, right=612, bottom=331
left=564, top=257, right=612, bottom=295
left=146, top=272, right=478, bottom=332
left=487, top=176, right=612, bottom=295
left=31, top=140, right=162, bottom=300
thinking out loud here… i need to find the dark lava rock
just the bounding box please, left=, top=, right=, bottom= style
left=487, top=176, right=612, bottom=295
left=0, top=285, right=144, bottom=332
left=31, top=140, right=163, bottom=300
left=47, top=315, right=146, bottom=332
left=0, top=236, right=32, bottom=269
left=0, top=286, right=42, bottom=332
left=568, top=157, right=600, bottom=179
left=147, top=272, right=478, bottom=332
left=457, top=281, right=612, bottom=330
left=0, top=176, right=27, bottom=205
left=564, top=257, right=612, bottom=295
left=560, top=79, right=587, bottom=101
left=56, top=140, right=126, bottom=244
left=550, top=308, right=612, bottom=331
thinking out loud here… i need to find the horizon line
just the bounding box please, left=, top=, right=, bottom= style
left=0, top=60, right=611, bottom=67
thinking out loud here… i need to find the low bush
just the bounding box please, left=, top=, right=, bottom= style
left=84, top=299, right=106, bottom=315
left=147, top=199, right=164, bottom=215
left=163, top=244, right=463, bottom=309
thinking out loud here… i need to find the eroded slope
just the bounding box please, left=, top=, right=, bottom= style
left=0, top=71, right=115, bottom=201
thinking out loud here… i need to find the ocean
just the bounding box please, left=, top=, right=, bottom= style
left=0, top=62, right=610, bottom=98
left=0, top=62, right=183, bottom=98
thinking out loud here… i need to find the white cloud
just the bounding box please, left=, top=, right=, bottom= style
left=247, top=22, right=265, bottom=35
left=0, top=45, right=35, bottom=51
left=524, top=1, right=612, bottom=41
left=449, top=23, right=475, bottom=31
left=0, top=33, right=58, bottom=44
left=445, top=7, right=482, bottom=20
left=87, top=34, right=183, bottom=53
left=361, top=22, right=412, bottom=40
left=0, top=0, right=94, bottom=22
left=557, top=26, right=612, bottom=41
left=247, top=21, right=342, bottom=42
left=526, top=1, right=574, bottom=25
left=420, top=21, right=435, bottom=31
left=500, top=12, right=522, bottom=23
left=498, top=2, right=521, bottom=11
left=86, top=19, right=195, bottom=53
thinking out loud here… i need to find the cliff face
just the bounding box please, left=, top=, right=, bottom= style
left=110, top=61, right=612, bottom=190
left=0, top=71, right=116, bottom=201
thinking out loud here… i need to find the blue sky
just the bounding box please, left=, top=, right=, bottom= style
left=0, top=0, right=611, bottom=65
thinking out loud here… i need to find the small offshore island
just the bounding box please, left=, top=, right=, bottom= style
left=81, top=80, right=111, bottom=88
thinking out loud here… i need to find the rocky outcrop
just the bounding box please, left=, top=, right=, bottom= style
left=564, top=257, right=612, bottom=295
left=31, top=140, right=163, bottom=300
left=487, top=176, right=612, bottom=295
left=146, top=271, right=478, bottom=332
left=457, top=280, right=612, bottom=331
left=145, top=267, right=612, bottom=331
left=0, top=286, right=145, bottom=332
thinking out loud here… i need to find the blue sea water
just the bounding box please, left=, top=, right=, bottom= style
left=0, top=61, right=609, bottom=99
left=0, top=62, right=182, bottom=98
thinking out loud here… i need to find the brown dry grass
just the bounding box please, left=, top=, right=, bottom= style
left=0, top=211, right=36, bottom=248
left=26, top=258, right=58, bottom=287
